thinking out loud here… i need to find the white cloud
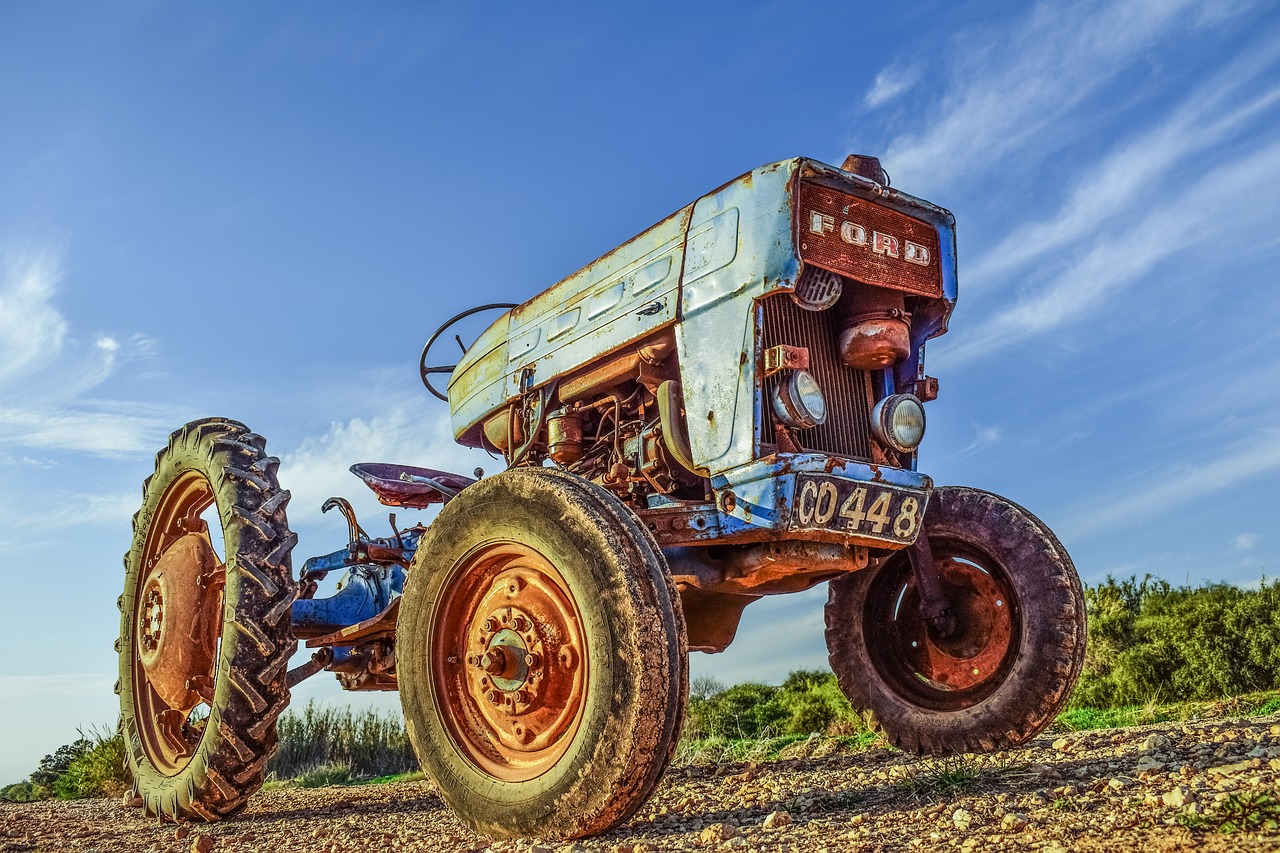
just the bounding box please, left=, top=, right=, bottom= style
left=1063, top=430, right=1280, bottom=538
left=942, top=424, right=1003, bottom=462
left=879, top=0, right=1237, bottom=194
left=939, top=137, right=1280, bottom=366
left=0, top=674, right=114, bottom=698
left=1233, top=533, right=1260, bottom=552
left=965, top=48, right=1280, bottom=290
left=864, top=63, right=921, bottom=109
left=280, top=403, right=491, bottom=534
left=0, top=251, right=67, bottom=385
left=0, top=404, right=175, bottom=456
left=0, top=247, right=173, bottom=457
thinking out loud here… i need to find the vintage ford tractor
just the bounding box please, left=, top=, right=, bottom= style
left=117, top=155, right=1086, bottom=839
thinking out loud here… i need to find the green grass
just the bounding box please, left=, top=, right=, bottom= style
left=1054, top=690, right=1280, bottom=734
left=1177, top=791, right=1280, bottom=834
left=269, top=701, right=418, bottom=781
left=895, top=755, right=984, bottom=799
left=295, top=762, right=356, bottom=788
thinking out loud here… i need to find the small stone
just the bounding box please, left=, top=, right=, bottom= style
left=952, top=808, right=973, bottom=830
left=191, top=837, right=214, bottom=853
left=1001, top=813, right=1028, bottom=831
left=1052, top=737, right=1072, bottom=752
left=763, top=810, right=792, bottom=829
left=1108, top=776, right=1134, bottom=790
left=174, top=826, right=191, bottom=841
left=1135, top=755, right=1166, bottom=773
left=700, top=823, right=740, bottom=844
left=1142, top=733, right=1172, bottom=751
left=121, top=791, right=144, bottom=809
left=1162, top=786, right=1195, bottom=808
left=1208, top=760, right=1253, bottom=776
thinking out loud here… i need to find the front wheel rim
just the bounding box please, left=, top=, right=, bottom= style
left=863, top=538, right=1020, bottom=711
left=432, top=542, right=588, bottom=782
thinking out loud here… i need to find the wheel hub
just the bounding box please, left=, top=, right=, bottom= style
left=136, top=531, right=223, bottom=711
left=435, top=544, right=587, bottom=780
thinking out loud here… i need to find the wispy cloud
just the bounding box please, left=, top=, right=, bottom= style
left=0, top=250, right=67, bottom=386
left=863, top=63, right=921, bottom=109
left=939, top=137, right=1280, bottom=365
left=0, top=674, right=114, bottom=698
left=1233, top=533, right=1260, bottom=552
left=1062, top=429, right=1280, bottom=538
left=964, top=46, right=1280, bottom=290
left=880, top=0, right=1244, bottom=194
left=0, top=248, right=173, bottom=457
left=280, top=403, right=490, bottom=531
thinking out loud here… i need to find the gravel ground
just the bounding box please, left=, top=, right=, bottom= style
left=4, top=715, right=1280, bottom=852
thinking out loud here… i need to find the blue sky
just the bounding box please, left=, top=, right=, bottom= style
left=2, top=0, right=1278, bottom=782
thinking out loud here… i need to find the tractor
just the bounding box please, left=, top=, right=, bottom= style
left=116, top=154, right=1086, bottom=839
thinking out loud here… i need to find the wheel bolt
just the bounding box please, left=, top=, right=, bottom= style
left=482, top=618, right=499, bottom=633
left=524, top=653, right=541, bottom=669
left=485, top=690, right=501, bottom=705
left=513, top=616, right=530, bottom=632
left=515, top=690, right=529, bottom=704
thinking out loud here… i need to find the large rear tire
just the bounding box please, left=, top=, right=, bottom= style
left=825, top=486, right=1085, bottom=755
left=397, top=467, right=687, bottom=840
left=117, top=418, right=297, bottom=820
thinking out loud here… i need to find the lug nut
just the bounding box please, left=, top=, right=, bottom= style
left=482, top=618, right=499, bottom=633
left=524, top=653, right=541, bottom=669
left=513, top=616, right=530, bottom=632
left=485, top=690, right=501, bottom=705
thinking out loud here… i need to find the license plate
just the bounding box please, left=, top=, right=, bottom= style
left=790, top=475, right=926, bottom=542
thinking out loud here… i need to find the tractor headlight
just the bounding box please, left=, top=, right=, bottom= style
left=871, top=394, right=926, bottom=452
left=772, top=370, right=827, bottom=430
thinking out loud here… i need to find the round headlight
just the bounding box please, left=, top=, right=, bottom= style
left=772, top=370, right=827, bottom=430
left=871, top=394, right=926, bottom=452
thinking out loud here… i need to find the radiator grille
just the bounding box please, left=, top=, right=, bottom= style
left=760, top=294, right=874, bottom=460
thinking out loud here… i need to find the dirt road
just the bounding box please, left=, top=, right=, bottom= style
left=4, top=715, right=1280, bottom=852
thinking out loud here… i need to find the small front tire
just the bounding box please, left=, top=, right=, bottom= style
left=825, top=486, right=1085, bottom=755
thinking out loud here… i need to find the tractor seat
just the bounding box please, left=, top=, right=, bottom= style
left=349, top=463, right=478, bottom=508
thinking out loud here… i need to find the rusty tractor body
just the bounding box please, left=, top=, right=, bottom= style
left=118, top=155, right=1087, bottom=839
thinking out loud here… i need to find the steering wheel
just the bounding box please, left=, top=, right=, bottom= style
left=419, top=303, right=518, bottom=402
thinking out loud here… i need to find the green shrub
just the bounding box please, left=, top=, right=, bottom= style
left=269, top=702, right=418, bottom=780
left=0, top=780, right=51, bottom=802
left=1072, top=576, right=1280, bottom=708
left=53, top=731, right=128, bottom=800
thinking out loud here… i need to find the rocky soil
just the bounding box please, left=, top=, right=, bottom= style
left=5, top=716, right=1280, bottom=852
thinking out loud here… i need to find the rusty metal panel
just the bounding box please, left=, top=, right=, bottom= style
left=448, top=206, right=692, bottom=445
left=797, top=182, right=942, bottom=298
left=675, top=160, right=803, bottom=475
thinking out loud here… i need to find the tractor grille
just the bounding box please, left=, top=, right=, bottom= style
left=760, top=294, right=874, bottom=460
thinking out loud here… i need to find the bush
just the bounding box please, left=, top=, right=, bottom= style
left=1072, top=576, right=1280, bottom=708
left=269, top=701, right=418, bottom=780
left=52, top=731, right=128, bottom=799
left=0, top=780, right=51, bottom=802
left=683, top=670, right=862, bottom=742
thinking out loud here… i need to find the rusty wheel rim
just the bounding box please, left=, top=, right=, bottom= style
left=865, top=539, right=1019, bottom=711
left=130, top=471, right=225, bottom=775
left=433, top=542, right=587, bottom=782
